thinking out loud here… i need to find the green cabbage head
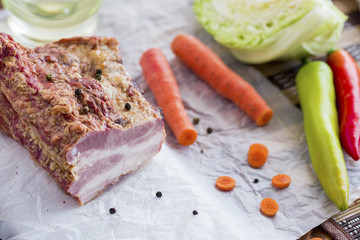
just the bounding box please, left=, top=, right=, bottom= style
left=193, top=0, right=347, bottom=64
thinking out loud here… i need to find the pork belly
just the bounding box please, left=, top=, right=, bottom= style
left=0, top=33, right=165, bottom=204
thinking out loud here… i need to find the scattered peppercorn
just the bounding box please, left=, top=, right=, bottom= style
left=46, top=74, right=52, bottom=81
left=63, top=201, right=66, bottom=204
left=125, top=102, right=131, bottom=110
left=156, top=191, right=162, bottom=198
left=95, top=73, right=101, bottom=81
left=200, top=150, right=204, bottom=154
left=193, top=118, right=200, bottom=125
left=207, top=128, right=213, bottom=134
left=193, top=210, right=198, bottom=215
left=75, top=88, right=82, bottom=97
left=82, top=106, right=90, bottom=114
left=96, top=69, right=102, bottom=75
left=109, top=208, right=116, bottom=214
left=254, top=178, right=259, bottom=184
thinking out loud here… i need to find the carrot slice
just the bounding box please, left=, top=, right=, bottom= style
left=171, top=34, right=273, bottom=126
left=216, top=176, right=236, bottom=191
left=272, top=174, right=291, bottom=189
left=310, top=238, right=323, bottom=240
left=248, top=143, right=269, bottom=168
left=260, top=198, right=279, bottom=217
left=140, top=48, right=197, bottom=146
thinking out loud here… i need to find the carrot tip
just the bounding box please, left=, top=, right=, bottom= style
left=178, top=128, right=197, bottom=146
left=256, top=110, right=273, bottom=126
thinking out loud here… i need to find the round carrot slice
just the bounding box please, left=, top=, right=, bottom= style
left=272, top=174, right=291, bottom=189
left=248, top=143, right=269, bottom=168
left=216, top=176, right=236, bottom=191
left=260, top=198, right=279, bottom=217
left=310, top=238, right=323, bottom=240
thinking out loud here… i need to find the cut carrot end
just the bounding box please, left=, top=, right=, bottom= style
left=272, top=174, right=291, bottom=189
left=260, top=198, right=279, bottom=217
left=216, top=176, right=236, bottom=191
left=178, top=128, right=197, bottom=146
left=256, top=109, right=273, bottom=126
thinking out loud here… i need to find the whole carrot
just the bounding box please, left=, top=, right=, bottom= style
left=171, top=34, right=273, bottom=126
left=140, top=48, right=197, bottom=146
left=327, top=49, right=360, bottom=160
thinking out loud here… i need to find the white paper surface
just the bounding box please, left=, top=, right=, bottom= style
left=1, top=0, right=360, bottom=239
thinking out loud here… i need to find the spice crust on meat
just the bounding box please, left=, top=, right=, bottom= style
left=0, top=33, right=165, bottom=204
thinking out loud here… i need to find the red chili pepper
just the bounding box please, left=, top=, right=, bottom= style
left=327, top=49, right=360, bottom=160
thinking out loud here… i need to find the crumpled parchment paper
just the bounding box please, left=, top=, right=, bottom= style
left=1, top=0, right=360, bottom=239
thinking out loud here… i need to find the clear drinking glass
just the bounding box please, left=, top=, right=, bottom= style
left=1, top=0, right=102, bottom=46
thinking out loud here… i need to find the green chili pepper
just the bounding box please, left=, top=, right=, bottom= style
left=296, top=61, right=349, bottom=211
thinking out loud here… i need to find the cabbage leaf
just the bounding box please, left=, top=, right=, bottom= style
left=193, top=0, right=347, bottom=64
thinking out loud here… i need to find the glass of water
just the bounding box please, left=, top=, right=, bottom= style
left=1, top=0, right=102, bottom=46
